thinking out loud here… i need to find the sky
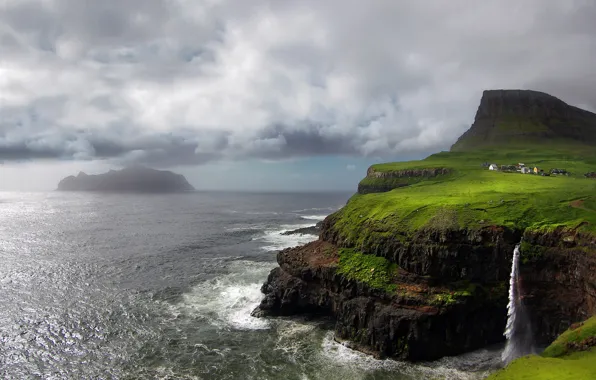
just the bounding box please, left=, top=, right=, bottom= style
left=1, top=0, right=596, bottom=191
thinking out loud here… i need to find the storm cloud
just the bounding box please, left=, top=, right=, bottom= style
left=1, top=0, right=596, bottom=166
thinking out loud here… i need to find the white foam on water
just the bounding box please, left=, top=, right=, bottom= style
left=153, top=366, right=203, bottom=380
left=225, top=225, right=267, bottom=232
left=173, top=261, right=275, bottom=331
left=319, top=332, right=402, bottom=372
left=292, top=207, right=335, bottom=213
left=300, top=215, right=328, bottom=221
left=318, top=332, right=491, bottom=380
left=252, top=224, right=319, bottom=251
left=274, top=320, right=318, bottom=362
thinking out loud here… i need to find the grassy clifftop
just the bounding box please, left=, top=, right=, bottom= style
left=333, top=146, right=596, bottom=247
left=487, top=316, right=596, bottom=380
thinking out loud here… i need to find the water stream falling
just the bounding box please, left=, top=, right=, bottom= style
left=501, top=244, right=534, bottom=364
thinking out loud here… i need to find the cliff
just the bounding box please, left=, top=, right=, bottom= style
left=253, top=89, right=596, bottom=363
left=451, top=89, right=596, bottom=151
left=57, top=166, right=195, bottom=193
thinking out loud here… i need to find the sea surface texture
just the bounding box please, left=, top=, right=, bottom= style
left=0, top=191, right=500, bottom=379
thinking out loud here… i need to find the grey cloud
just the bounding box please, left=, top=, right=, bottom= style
left=1, top=0, right=595, bottom=166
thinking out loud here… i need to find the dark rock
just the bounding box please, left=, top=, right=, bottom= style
left=57, top=166, right=195, bottom=193
left=254, top=218, right=596, bottom=361
left=321, top=215, right=522, bottom=282
left=358, top=167, right=452, bottom=194
left=366, top=167, right=452, bottom=179
left=519, top=229, right=596, bottom=344
left=252, top=241, right=508, bottom=361
left=281, top=222, right=323, bottom=236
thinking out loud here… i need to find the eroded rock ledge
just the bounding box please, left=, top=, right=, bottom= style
left=358, top=167, right=452, bottom=194
left=253, top=222, right=596, bottom=361
left=253, top=241, right=508, bottom=361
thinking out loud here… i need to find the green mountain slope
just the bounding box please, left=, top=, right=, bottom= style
left=451, top=89, right=596, bottom=151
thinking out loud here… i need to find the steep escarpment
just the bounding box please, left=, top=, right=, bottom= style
left=57, top=166, right=195, bottom=193
left=451, top=89, right=596, bottom=151
left=358, top=167, right=452, bottom=194
left=254, top=240, right=509, bottom=361
left=520, top=229, right=596, bottom=344
left=254, top=89, right=596, bottom=363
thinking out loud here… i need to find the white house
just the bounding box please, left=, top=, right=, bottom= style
left=521, top=167, right=531, bottom=174
left=489, top=164, right=498, bottom=171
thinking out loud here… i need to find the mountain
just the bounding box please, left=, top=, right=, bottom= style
left=57, top=166, right=195, bottom=193
left=451, top=89, right=596, bottom=151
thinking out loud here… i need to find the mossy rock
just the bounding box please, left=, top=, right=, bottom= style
left=337, top=248, right=398, bottom=293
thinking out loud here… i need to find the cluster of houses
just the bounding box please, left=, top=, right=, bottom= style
left=482, top=162, right=569, bottom=176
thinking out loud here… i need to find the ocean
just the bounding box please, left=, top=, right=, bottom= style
left=0, top=191, right=501, bottom=379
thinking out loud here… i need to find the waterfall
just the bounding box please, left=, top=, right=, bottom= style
left=501, top=244, right=534, bottom=364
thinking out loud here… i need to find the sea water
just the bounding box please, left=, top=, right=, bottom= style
left=0, top=191, right=501, bottom=379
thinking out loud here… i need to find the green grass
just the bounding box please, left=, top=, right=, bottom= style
left=337, top=248, right=398, bottom=293
left=542, top=316, right=596, bottom=358
left=329, top=147, right=596, bottom=247
left=486, top=316, right=596, bottom=380
left=486, top=349, right=596, bottom=380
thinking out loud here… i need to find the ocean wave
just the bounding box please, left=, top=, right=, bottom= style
left=319, top=332, right=493, bottom=380
left=171, top=261, right=275, bottom=331
left=252, top=224, right=319, bottom=251
left=292, top=207, right=335, bottom=213
left=299, top=215, right=327, bottom=221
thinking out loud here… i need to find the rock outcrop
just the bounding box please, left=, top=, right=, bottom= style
left=358, top=167, right=452, bottom=194
left=254, top=221, right=596, bottom=361
left=451, top=89, right=596, bottom=151
left=253, top=240, right=508, bottom=361
left=57, top=166, right=195, bottom=193
left=281, top=222, right=323, bottom=236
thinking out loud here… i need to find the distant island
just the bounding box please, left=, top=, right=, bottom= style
left=57, top=166, right=195, bottom=193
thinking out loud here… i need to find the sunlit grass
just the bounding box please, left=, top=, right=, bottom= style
left=331, top=147, right=596, bottom=246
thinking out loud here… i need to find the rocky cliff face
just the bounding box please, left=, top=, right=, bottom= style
left=520, top=229, right=596, bottom=344
left=358, top=167, right=452, bottom=194
left=451, top=89, right=596, bottom=151
left=57, top=166, right=195, bottom=193
left=254, top=218, right=596, bottom=361
left=253, top=240, right=508, bottom=361
left=321, top=217, right=520, bottom=282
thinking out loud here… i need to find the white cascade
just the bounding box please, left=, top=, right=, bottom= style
left=501, top=244, right=534, bottom=364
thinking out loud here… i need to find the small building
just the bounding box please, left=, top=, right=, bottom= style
left=521, top=167, right=531, bottom=174
left=551, top=168, right=569, bottom=176
left=489, top=164, right=498, bottom=171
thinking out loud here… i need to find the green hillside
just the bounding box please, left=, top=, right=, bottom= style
left=332, top=145, right=596, bottom=247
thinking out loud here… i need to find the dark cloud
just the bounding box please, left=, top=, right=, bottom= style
left=1, top=0, right=595, bottom=166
